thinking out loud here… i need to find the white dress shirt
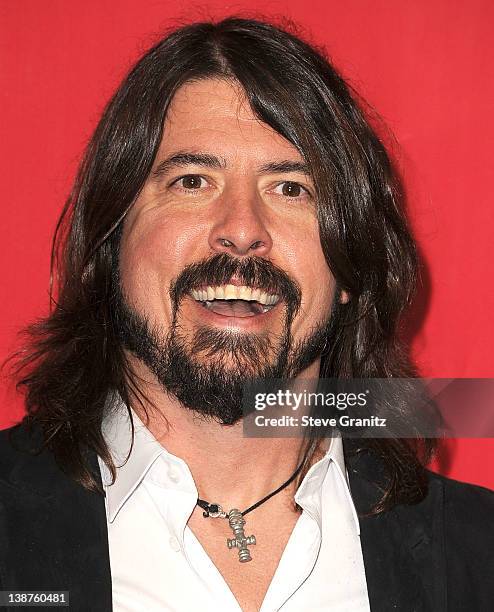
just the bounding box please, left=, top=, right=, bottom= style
left=98, top=402, right=370, bottom=611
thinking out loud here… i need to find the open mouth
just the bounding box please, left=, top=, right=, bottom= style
left=191, top=284, right=280, bottom=318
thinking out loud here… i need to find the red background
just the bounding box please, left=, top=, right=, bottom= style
left=1, top=0, right=493, bottom=488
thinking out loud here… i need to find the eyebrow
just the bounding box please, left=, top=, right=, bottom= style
left=151, top=152, right=226, bottom=180
left=258, top=160, right=310, bottom=175
left=150, top=151, right=311, bottom=181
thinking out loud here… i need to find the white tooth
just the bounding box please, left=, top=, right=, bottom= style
left=224, top=284, right=238, bottom=299
left=267, top=295, right=274, bottom=305
left=252, top=288, right=261, bottom=302
left=215, top=286, right=225, bottom=299
left=259, top=292, right=268, bottom=305
left=207, top=286, right=215, bottom=300
left=192, top=290, right=200, bottom=300
left=198, top=290, right=204, bottom=301
left=239, top=286, right=252, bottom=300
left=272, top=295, right=280, bottom=304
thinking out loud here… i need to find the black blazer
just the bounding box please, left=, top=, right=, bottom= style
left=0, top=421, right=493, bottom=612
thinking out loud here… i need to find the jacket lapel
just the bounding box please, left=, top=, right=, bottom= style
left=347, top=450, right=447, bottom=612
left=3, top=424, right=113, bottom=612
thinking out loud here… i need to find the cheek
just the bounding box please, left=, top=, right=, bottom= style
left=118, top=212, right=206, bottom=315
left=274, top=219, right=335, bottom=323
left=300, top=256, right=336, bottom=321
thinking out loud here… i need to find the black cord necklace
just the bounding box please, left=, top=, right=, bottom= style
left=196, top=458, right=305, bottom=563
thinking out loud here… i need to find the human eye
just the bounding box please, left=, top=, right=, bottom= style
left=170, top=174, right=208, bottom=192
left=272, top=181, right=311, bottom=199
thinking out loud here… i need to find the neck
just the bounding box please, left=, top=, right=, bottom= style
left=126, top=358, right=322, bottom=511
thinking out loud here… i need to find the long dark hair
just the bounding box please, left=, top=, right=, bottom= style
left=9, top=17, right=435, bottom=511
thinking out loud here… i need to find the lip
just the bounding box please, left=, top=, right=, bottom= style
left=187, top=295, right=282, bottom=329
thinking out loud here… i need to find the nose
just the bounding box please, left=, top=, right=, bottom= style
left=208, top=193, right=273, bottom=257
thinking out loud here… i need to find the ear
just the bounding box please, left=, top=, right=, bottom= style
left=340, top=289, right=350, bottom=304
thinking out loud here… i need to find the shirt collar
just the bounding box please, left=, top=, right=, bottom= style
left=99, top=399, right=360, bottom=533
left=99, top=401, right=164, bottom=522
left=294, top=434, right=360, bottom=534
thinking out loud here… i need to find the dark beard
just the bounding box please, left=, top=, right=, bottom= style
left=113, top=253, right=337, bottom=425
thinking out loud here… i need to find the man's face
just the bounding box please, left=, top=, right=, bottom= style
left=117, top=78, right=338, bottom=423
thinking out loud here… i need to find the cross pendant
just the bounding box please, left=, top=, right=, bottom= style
left=226, top=508, right=256, bottom=562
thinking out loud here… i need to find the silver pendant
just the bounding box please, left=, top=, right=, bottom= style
left=226, top=508, right=256, bottom=562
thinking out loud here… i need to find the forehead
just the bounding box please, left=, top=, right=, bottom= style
left=159, top=78, right=302, bottom=163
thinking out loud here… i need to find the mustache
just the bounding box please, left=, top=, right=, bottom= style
left=170, top=253, right=302, bottom=315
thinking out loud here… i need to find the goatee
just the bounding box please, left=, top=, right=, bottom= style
left=113, top=253, right=336, bottom=425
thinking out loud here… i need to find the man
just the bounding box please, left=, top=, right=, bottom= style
left=1, top=17, right=492, bottom=612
